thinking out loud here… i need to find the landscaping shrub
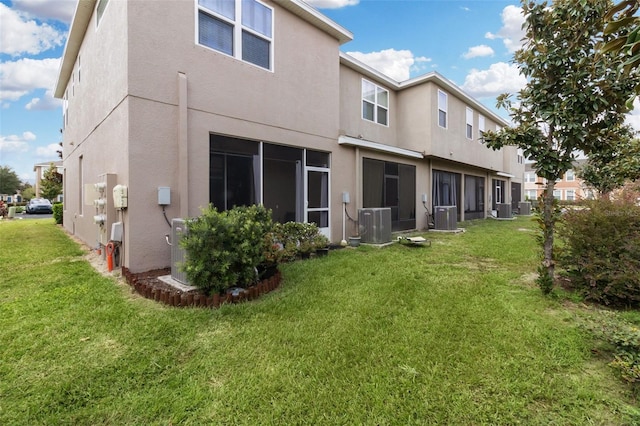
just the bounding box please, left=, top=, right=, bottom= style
left=180, top=205, right=273, bottom=294
left=557, top=200, right=640, bottom=306
left=270, top=221, right=328, bottom=261
left=52, top=203, right=63, bottom=224
left=582, top=312, right=640, bottom=389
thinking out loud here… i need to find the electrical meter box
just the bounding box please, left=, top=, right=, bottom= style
left=113, top=185, right=128, bottom=209
left=158, top=187, right=171, bottom=206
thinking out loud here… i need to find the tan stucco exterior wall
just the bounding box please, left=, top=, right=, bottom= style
left=58, top=0, right=524, bottom=273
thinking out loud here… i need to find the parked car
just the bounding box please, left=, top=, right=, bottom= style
left=26, top=198, right=53, bottom=214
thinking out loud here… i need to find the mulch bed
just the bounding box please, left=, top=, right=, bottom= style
left=122, top=267, right=282, bottom=309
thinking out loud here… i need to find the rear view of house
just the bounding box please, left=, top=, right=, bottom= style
left=55, top=0, right=523, bottom=274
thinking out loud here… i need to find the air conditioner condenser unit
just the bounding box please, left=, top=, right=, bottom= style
left=171, top=218, right=189, bottom=284
left=497, top=203, right=512, bottom=218
left=434, top=206, right=457, bottom=230
left=358, top=207, right=392, bottom=244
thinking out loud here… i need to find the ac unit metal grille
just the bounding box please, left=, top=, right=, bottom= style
left=434, top=205, right=457, bottom=230
left=358, top=208, right=392, bottom=244
left=497, top=203, right=512, bottom=218
left=171, top=218, right=189, bottom=284
left=518, top=201, right=531, bottom=215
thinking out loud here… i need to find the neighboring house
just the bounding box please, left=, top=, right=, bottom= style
left=54, top=0, right=524, bottom=274
left=524, top=160, right=594, bottom=201
left=0, top=194, right=22, bottom=203
left=33, top=161, right=64, bottom=200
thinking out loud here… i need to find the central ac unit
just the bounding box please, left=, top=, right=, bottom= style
left=497, top=203, right=512, bottom=218
left=171, top=218, right=189, bottom=284
left=518, top=201, right=531, bottom=215
left=434, top=205, right=457, bottom=230
left=358, top=207, right=392, bottom=244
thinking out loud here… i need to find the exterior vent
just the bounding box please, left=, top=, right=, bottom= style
left=518, top=201, right=532, bottom=215
left=171, top=218, right=189, bottom=284
left=497, top=203, right=512, bottom=218
left=434, top=205, right=457, bottom=230
left=358, top=207, right=392, bottom=244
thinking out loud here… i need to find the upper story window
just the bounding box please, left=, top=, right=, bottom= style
left=197, top=0, right=273, bottom=70
left=465, top=107, right=473, bottom=139
left=438, top=90, right=447, bottom=128
left=362, top=79, right=388, bottom=126
left=517, top=148, right=524, bottom=164
left=565, top=169, right=575, bottom=181
left=478, top=115, right=485, bottom=142
left=96, top=0, right=109, bottom=26
left=525, top=172, right=536, bottom=183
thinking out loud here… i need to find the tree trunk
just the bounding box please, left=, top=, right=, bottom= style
left=539, top=180, right=556, bottom=293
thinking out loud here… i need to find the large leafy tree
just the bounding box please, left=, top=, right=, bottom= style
left=577, top=124, right=640, bottom=198
left=0, top=165, right=21, bottom=195
left=483, top=0, right=640, bottom=293
left=602, top=0, right=640, bottom=93
left=40, top=163, right=63, bottom=202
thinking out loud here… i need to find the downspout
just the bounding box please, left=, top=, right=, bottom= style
left=178, top=72, right=189, bottom=218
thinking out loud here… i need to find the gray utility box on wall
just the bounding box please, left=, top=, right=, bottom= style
left=434, top=206, right=457, bottom=231
left=497, top=203, right=512, bottom=219
left=519, top=201, right=532, bottom=215
left=358, top=208, right=392, bottom=244
left=171, top=218, right=189, bottom=285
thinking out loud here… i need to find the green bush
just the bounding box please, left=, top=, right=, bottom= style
left=271, top=221, right=328, bottom=260
left=52, top=203, right=63, bottom=225
left=557, top=200, right=640, bottom=306
left=583, top=313, right=640, bottom=387
left=180, top=205, right=273, bottom=294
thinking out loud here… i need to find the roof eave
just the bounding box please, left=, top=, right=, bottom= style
left=278, top=0, right=353, bottom=45
left=54, top=0, right=97, bottom=99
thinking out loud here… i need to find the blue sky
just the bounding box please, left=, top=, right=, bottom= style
left=0, top=0, right=638, bottom=185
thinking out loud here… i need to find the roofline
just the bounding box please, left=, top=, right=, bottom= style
left=279, top=0, right=353, bottom=45
left=339, top=52, right=510, bottom=128
left=54, top=0, right=352, bottom=99
left=54, top=0, right=96, bottom=99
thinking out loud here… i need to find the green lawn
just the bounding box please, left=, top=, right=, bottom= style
left=1, top=217, right=638, bottom=424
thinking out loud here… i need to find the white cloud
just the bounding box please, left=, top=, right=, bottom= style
left=462, top=45, right=495, bottom=59
left=306, top=0, right=359, bottom=9
left=461, top=62, right=526, bottom=98
left=35, top=143, right=61, bottom=158
left=0, top=131, right=36, bottom=154
left=0, top=3, right=65, bottom=56
left=12, top=0, right=76, bottom=23
left=26, top=89, right=61, bottom=111
left=0, top=57, right=61, bottom=102
left=485, top=5, right=525, bottom=53
left=346, top=49, right=431, bottom=82
left=625, top=99, right=640, bottom=131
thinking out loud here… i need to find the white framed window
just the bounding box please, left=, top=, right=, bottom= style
left=362, top=79, right=388, bottom=126
left=465, top=107, right=473, bottom=139
left=566, top=189, right=575, bottom=201
left=525, top=189, right=537, bottom=200
left=565, top=169, right=575, bottom=181
left=96, top=0, right=109, bottom=26
left=478, top=115, right=485, bottom=142
left=517, top=148, right=524, bottom=164
left=525, top=172, right=536, bottom=183
left=197, top=0, right=273, bottom=70
left=553, top=190, right=562, bottom=200
left=438, top=90, right=447, bottom=128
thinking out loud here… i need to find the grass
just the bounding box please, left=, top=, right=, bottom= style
left=1, top=217, right=638, bottom=424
